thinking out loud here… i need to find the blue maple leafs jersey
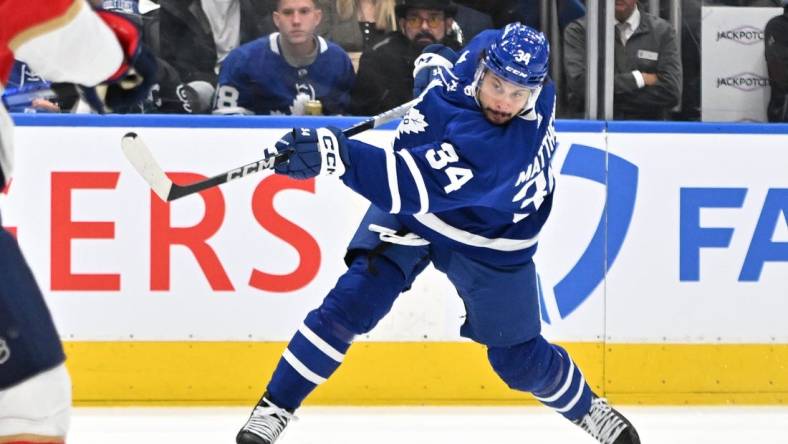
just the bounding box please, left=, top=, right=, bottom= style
left=341, top=29, right=558, bottom=266
left=2, top=61, right=53, bottom=112
left=215, top=33, right=354, bottom=115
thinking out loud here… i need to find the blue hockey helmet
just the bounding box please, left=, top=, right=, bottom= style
left=482, top=23, right=549, bottom=89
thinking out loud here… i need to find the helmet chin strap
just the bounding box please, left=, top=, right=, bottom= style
left=471, top=65, right=486, bottom=109
left=519, top=85, right=542, bottom=117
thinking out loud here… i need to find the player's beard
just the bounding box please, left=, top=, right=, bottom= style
left=482, top=107, right=515, bottom=125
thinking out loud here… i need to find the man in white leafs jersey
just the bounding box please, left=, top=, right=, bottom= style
left=213, top=0, right=354, bottom=115
left=236, top=23, right=640, bottom=444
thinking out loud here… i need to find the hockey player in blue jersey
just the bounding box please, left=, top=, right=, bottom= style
left=214, top=0, right=355, bottom=115
left=236, top=23, right=640, bottom=444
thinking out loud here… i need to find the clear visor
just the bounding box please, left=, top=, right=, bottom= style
left=474, top=65, right=542, bottom=115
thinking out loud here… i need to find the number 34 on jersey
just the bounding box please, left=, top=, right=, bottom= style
left=426, top=142, right=473, bottom=193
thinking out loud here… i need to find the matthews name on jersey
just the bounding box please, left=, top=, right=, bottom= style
left=340, top=29, right=558, bottom=266
left=215, top=33, right=354, bottom=115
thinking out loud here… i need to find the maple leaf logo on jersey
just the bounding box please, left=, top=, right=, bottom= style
left=289, top=92, right=312, bottom=115
left=397, top=107, right=429, bottom=136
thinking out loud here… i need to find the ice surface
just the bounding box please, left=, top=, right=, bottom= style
left=69, top=405, right=788, bottom=443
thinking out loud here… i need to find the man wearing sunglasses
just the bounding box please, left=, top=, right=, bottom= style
left=349, top=0, right=460, bottom=116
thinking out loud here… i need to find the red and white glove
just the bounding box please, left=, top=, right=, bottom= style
left=81, top=10, right=157, bottom=113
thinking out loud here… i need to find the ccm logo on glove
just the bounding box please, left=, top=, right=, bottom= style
left=274, top=127, right=347, bottom=179
left=321, top=134, right=340, bottom=176
left=316, top=128, right=346, bottom=177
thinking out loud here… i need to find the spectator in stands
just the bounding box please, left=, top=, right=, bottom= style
left=451, top=0, right=509, bottom=29
left=659, top=0, right=701, bottom=121
left=706, top=0, right=782, bottom=6
left=450, top=3, right=493, bottom=44
left=453, top=0, right=584, bottom=31
left=214, top=0, right=355, bottom=115
left=318, top=0, right=397, bottom=52
left=350, top=0, right=460, bottom=116
left=159, top=0, right=275, bottom=86
left=765, top=0, right=788, bottom=122
left=99, top=0, right=213, bottom=113
left=1, top=61, right=60, bottom=113
left=563, top=0, right=682, bottom=120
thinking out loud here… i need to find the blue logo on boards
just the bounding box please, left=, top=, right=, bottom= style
left=536, top=145, right=787, bottom=324
left=679, top=187, right=788, bottom=282
left=539, top=144, right=639, bottom=324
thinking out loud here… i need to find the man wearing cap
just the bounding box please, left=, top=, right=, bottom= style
left=765, top=0, right=788, bottom=121
left=349, top=0, right=460, bottom=115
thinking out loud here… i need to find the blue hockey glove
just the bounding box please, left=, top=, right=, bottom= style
left=273, top=127, right=349, bottom=180
left=412, top=44, right=458, bottom=97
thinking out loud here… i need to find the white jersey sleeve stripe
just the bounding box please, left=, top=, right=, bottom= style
left=413, top=213, right=539, bottom=251
left=13, top=0, right=123, bottom=87
left=385, top=148, right=401, bottom=214
left=282, top=349, right=327, bottom=385
left=299, top=323, right=345, bottom=363
left=397, top=149, right=429, bottom=215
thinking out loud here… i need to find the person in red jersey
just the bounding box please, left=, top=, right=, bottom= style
left=0, top=1, right=155, bottom=442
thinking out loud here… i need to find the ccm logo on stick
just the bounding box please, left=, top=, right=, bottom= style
left=227, top=158, right=277, bottom=180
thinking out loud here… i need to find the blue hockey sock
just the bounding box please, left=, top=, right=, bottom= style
left=265, top=255, right=409, bottom=411
left=266, top=309, right=352, bottom=410
left=488, top=337, right=592, bottom=422
left=532, top=345, right=592, bottom=421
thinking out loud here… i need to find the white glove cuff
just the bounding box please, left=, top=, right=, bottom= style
left=316, top=128, right=346, bottom=177
left=412, top=53, right=455, bottom=78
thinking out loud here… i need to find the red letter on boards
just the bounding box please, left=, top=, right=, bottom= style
left=50, top=172, right=120, bottom=291
left=150, top=172, right=233, bottom=291
left=249, top=175, right=321, bottom=292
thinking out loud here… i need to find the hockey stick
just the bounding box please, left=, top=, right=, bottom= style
left=121, top=98, right=417, bottom=201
